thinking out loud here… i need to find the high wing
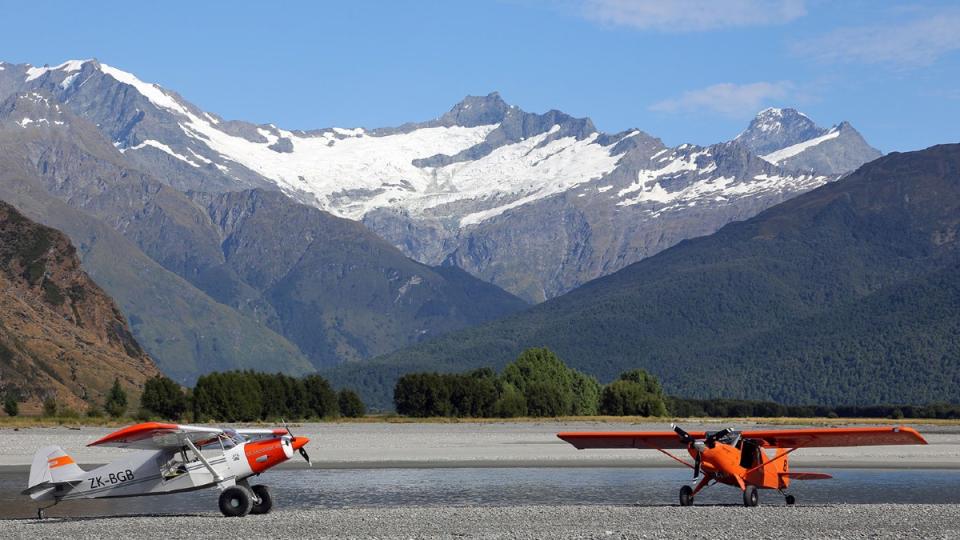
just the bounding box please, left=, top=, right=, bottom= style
left=558, top=426, right=926, bottom=450
left=88, top=422, right=224, bottom=450
left=235, top=428, right=289, bottom=441
left=558, top=431, right=705, bottom=450
left=739, top=426, right=927, bottom=448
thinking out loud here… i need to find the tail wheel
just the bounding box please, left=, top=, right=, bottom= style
left=219, top=485, right=253, bottom=517
left=679, top=485, right=694, bottom=506
left=785, top=494, right=796, bottom=506
left=743, top=485, right=759, bottom=507
left=250, top=485, right=273, bottom=515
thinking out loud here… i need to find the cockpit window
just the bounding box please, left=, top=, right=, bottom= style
left=221, top=429, right=248, bottom=448
left=707, top=430, right=742, bottom=447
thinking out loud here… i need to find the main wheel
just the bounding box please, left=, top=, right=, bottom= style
left=250, top=485, right=273, bottom=515
left=219, top=485, right=254, bottom=517
left=785, top=494, right=796, bottom=506
left=679, top=485, right=694, bottom=506
left=743, top=485, right=759, bottom=507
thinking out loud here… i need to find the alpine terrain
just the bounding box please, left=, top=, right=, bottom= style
left=0, top=64, right=527, bottom=383
left=329, top=144, right=960, bottom=408
left=1, top=60, right=880, bottom=302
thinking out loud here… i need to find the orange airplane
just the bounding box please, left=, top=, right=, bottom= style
left=558, top=424, right=926, bottom=506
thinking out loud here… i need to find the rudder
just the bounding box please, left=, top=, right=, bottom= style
left=23, top=445, right=85, bottom=499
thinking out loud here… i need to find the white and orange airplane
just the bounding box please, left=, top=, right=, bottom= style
left=559, top=424, right=927, bottom=507
left=23, top=422, right=311, bottom=518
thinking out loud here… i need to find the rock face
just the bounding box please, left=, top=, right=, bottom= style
left=0, top=200, right=159, bottom=414
left=331, top=144, right=960, bottom=408
left=188, top=189, right=528, bottom=365
left=0, top=60, right=883, bottom=303
left=0, top=83, right=527, bottom=382
left=737, top=108, right=882, bottom=175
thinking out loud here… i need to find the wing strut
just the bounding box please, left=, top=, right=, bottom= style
left=182, top=437, right=223, bottom=483
left=744, top=444, right=805, bottom=475
left=654, top=447, right=695, bottom=470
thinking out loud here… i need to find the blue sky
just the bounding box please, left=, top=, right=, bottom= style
left=2, top=0, right=957, bottom=152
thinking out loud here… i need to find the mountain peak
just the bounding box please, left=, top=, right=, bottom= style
left=736, top=107, right=825, bottom=155
left=440, top=92, right=512, bottom=127
left=23, top=59, right=96, bottom=82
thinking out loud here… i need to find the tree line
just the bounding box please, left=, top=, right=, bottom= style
left=175, top=371, right=366, bottom=422
left=2, top=371, right=366, bottom=422
left=393, top=347, right=960, bottom=420
left=394, top=347, right=667, bottom=417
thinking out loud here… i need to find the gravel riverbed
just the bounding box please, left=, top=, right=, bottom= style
left=4, top=504, right=958, bottom=539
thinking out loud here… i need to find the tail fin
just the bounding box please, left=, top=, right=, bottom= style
left=22, top=445, right=86, bottom=499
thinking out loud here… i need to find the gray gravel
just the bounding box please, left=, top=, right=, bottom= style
left=4, top=504, right=959, bottom=539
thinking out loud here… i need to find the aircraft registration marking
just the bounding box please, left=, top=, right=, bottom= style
left=88, top=469, right=135, bottom=489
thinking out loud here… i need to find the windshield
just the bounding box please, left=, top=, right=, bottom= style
left=708, top=430, right=741, bottom=447
left=221, top=429, right=248, bottom=448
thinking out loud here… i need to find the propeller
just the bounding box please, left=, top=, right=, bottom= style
left=281, top=418, right=312, bottom=467
left=672, top=424, right=733, bottom=479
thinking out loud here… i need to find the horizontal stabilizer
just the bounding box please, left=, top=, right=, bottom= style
left=780, top=472, right=833, bottom=481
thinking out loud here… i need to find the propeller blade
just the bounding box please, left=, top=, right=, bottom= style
left=299, top=447, right=312, bottom=467
left=693, top=453, right=701, bottom=479
left=671, top=423, right=694, bottom=443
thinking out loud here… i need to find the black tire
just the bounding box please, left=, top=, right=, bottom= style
left=679, top=485, right=694, bottom=506
left=250, top=485, right=273, bottom=515
left=219, top=485, right=253, bottom=517
left=743, top=485, right=759, bottom=507
left=785, top=494, right=796, bottom=506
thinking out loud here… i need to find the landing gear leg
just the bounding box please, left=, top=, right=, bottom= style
left=680, top=475, right=713, bottom=506
left=37, top=500, right=58, bottom=519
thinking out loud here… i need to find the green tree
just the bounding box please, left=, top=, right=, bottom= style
left=449, top=370, right=498, bottom=417
left=394, top=373, right=452, bottom=417
left=104, top=378, right=128, bottom=418
left=524, top=381, right=569, bottom=417
left=502, top=348, right=585, bottom=416
left=571, top=370, right=601, bottom=416
left=600, top=369, right=668, bottom=416
left=493, top=381, right=527, bottom=418
left=303, top=374, right=339, bottom=419
left=338, top=389, right=366, bottom=418
left=140, top=375, right=188, bottom=420
left=3, top=395, right=18, bottom=417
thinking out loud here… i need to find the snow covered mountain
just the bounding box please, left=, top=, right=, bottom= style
left=0, top=59, right=882, bottom=302
left=736, top=107, right=881, bottom=175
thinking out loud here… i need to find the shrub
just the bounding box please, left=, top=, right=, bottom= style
left=3, top=395, right=18, bottom=417
left=104, top=378, right=128, bottom=418
left=42, top=397, right=57, bottom=417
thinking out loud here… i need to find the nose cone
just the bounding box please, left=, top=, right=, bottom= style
left=292, top=436, right=309, bottom=450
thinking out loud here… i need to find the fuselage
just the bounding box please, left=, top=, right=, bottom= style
left=687, top=441, right=789, bottom=490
